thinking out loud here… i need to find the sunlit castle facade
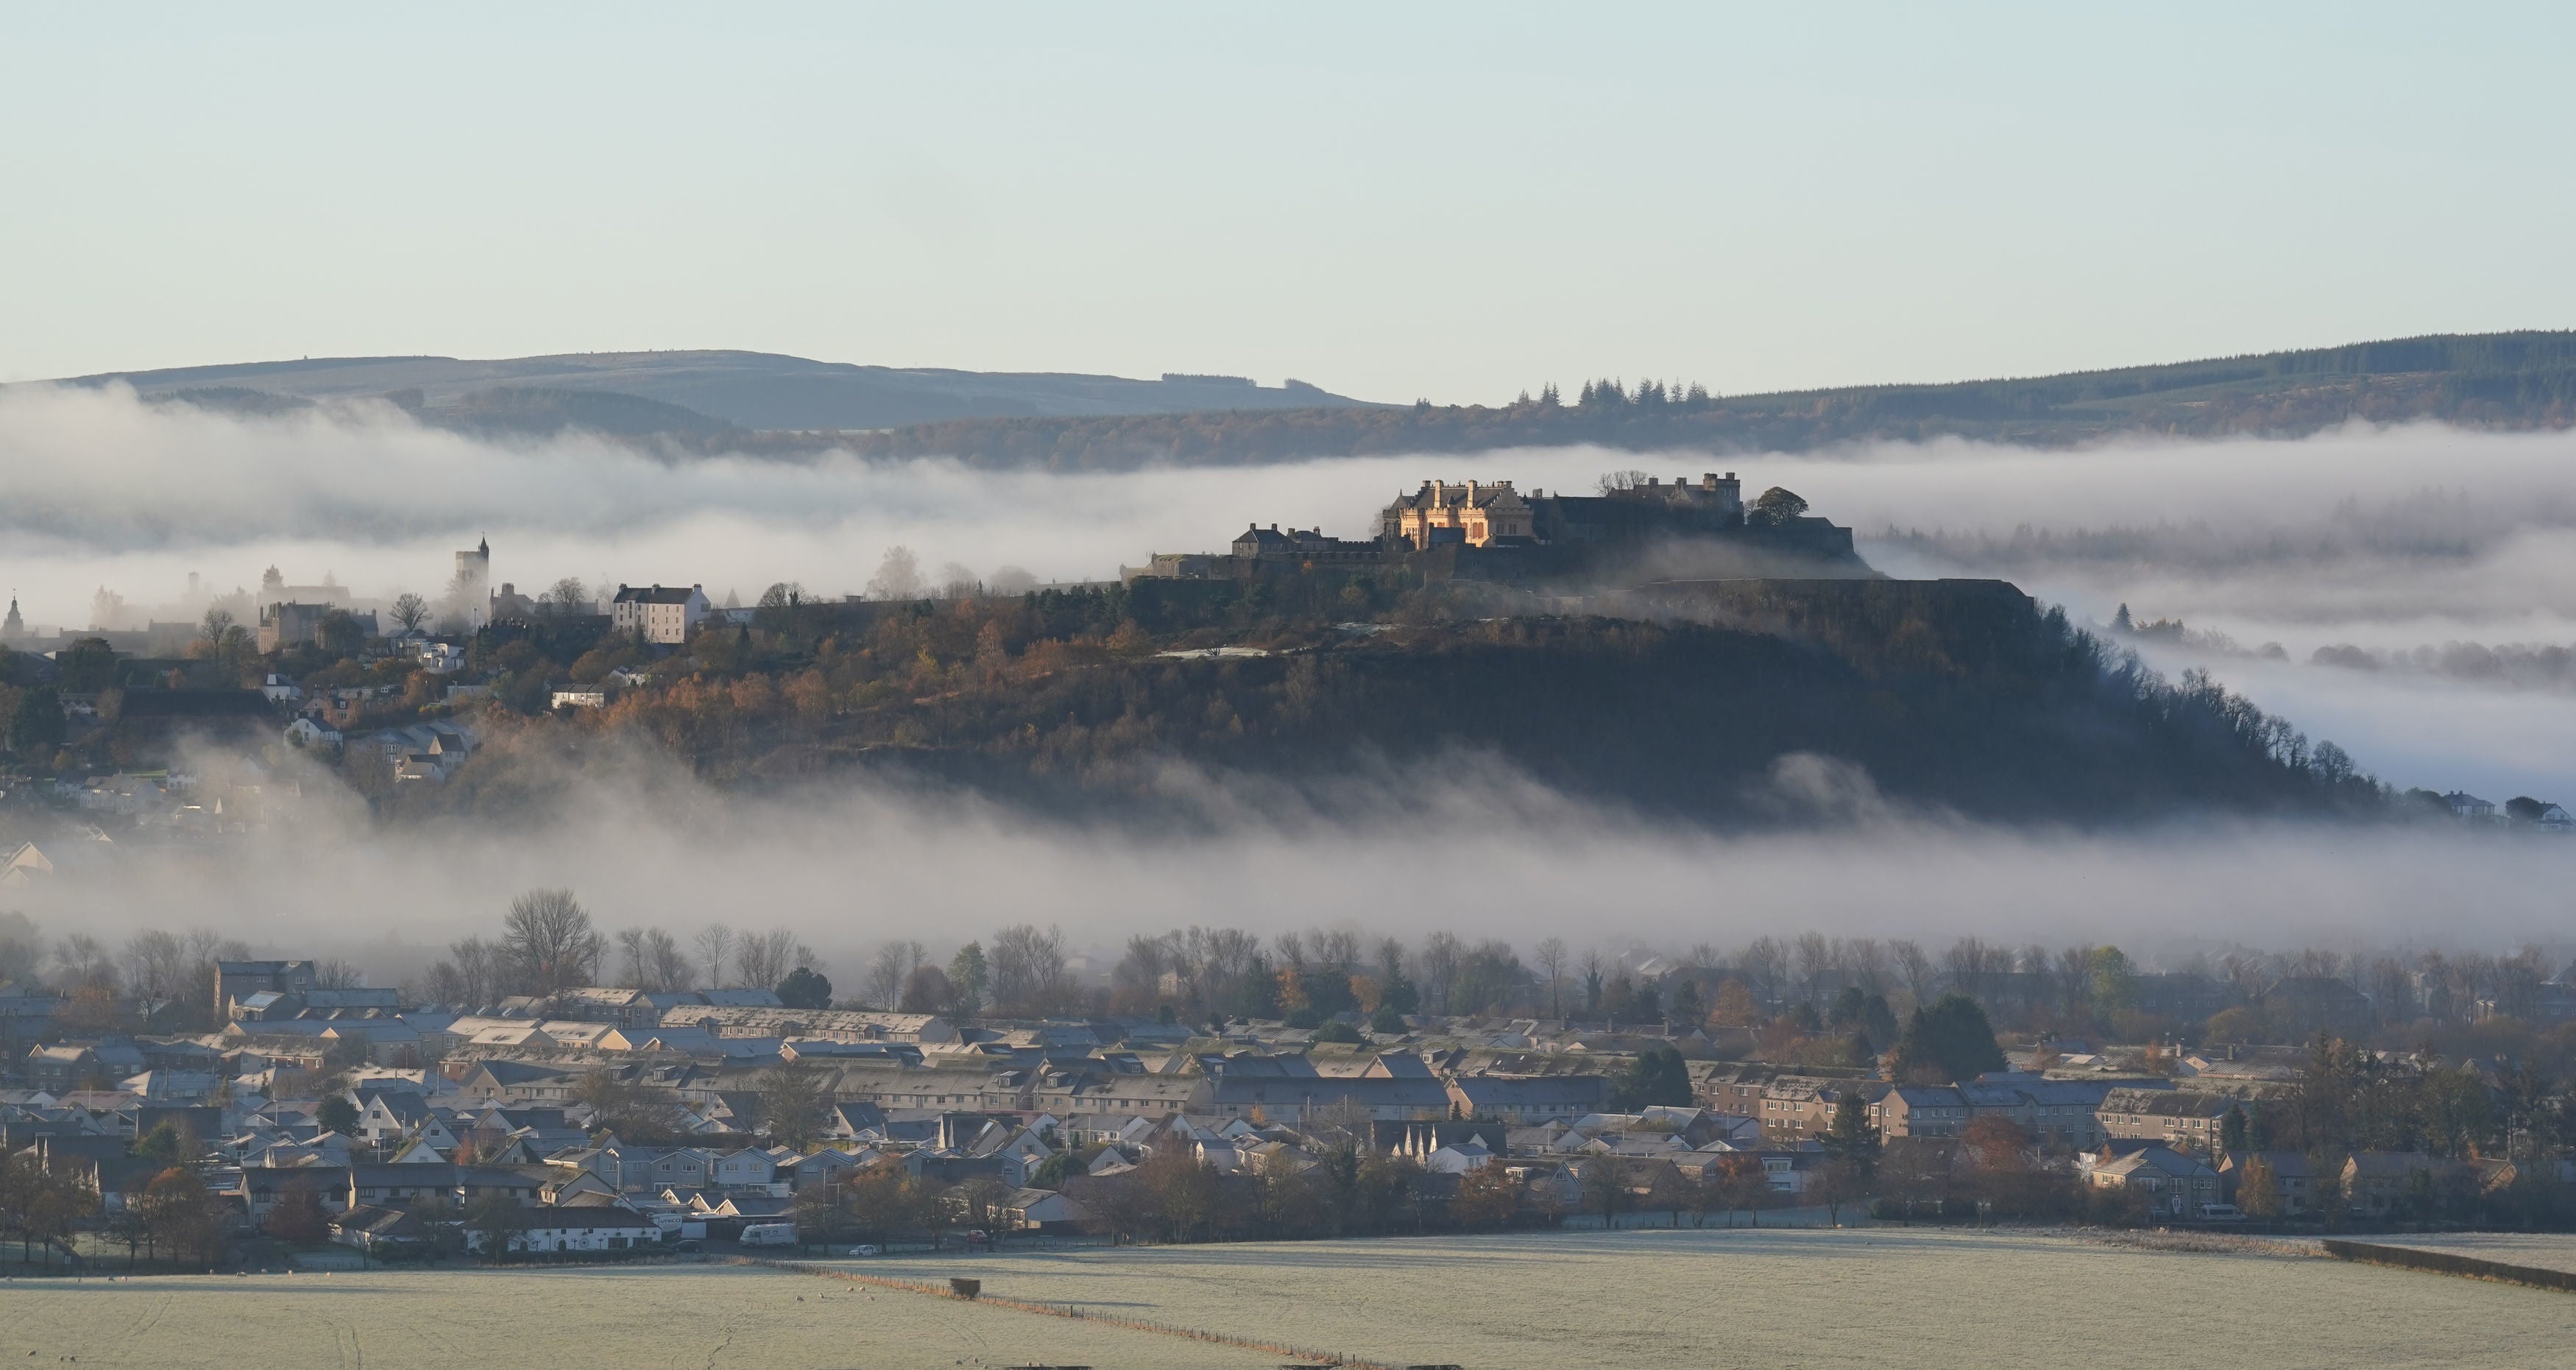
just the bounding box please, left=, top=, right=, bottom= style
left=1381, top=479, right=1538, bottom=549
left=1379, top=472, right=1745, bottom=550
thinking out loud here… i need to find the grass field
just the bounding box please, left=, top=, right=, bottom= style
left=0, top=1263, right=1287, bottom=1369
left=2374, top=1232, right=2576, bottom=1276
left=845, top=1226, right=2575, bottom=1369
left=7, top=1228, right=2573, bottom=1369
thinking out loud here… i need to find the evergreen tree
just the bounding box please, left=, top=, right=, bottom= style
left=1607, top=1043, right=1694, bottom=1111
left=1819, top=1092, right=1881, bottom=1183
left=947, top=942, right=988, bottom=1017
left=8, top=685, right=64, bottom=756
left=1889, top=993, right=2007, bottom=1083
left=2220, top=1101, right=2249, bottom=1153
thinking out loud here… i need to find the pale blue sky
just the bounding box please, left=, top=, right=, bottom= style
left=4, top=3, right=2571, bottom=400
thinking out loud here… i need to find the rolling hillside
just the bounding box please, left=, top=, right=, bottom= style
left=46, top=349, right=1376, bottom=434
left=818, top=330, right=2576, bottom=469
left=45, top=330, right=2576, bottom=465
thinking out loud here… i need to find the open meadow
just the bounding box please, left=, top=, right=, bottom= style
left=2374, top=1232, right=2576, bottom=1276
left=7, top=1229, right=2573, bottom=1369
left=842, top=1226, right=2575, bottom=1369
left=0, top=1263, right=1287, bottom=1370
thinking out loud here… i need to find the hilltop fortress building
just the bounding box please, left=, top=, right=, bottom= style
left=1133, top=471, right=1858, bottom=582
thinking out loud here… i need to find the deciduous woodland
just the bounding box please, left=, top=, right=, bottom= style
left=308, top=575, right=2389, bottom=827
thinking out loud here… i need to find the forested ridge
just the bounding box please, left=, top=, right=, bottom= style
left=389, top=574, right=2387, bottom=828
left=768, top=330, right=2576, bottom=470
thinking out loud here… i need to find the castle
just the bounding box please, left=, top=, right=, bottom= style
left=1380, top=473, right=1744, bottom=550
left=1131, top=470, right=1855, bottom=582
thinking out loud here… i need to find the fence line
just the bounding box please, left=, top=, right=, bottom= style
left=2321, top=1240, right=2576, bottom=1294
left=734, top=1256, right=1404, bottom=1369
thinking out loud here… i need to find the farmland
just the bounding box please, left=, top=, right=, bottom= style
left=7, top=1229, right=2574, bottom=1369
left=0, top=1263, right=1284, bottom=1370
left=850, top=1226, right=2575, bottom=1369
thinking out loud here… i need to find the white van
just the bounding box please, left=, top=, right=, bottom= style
left=738, top=1223, right=799, bottom=1247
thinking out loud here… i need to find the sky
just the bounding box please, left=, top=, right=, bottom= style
left=6, top=4, right=2576, bottom=400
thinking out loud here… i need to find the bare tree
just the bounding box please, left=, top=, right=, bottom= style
left=695, top=925, right=736, bottom=989
left=1738, top=937, right=1787, bottom=1009
left=641, top=928, right=690, bottom=993
left=616, top=928, right=651, bottom=989
left=1793, top=932, right=1833, bottom=1006
left=499, top=889, right=604, bottom=996
left=544, top=576, right=591, bottom=616
left=51, top=933, right=116, bottom=992
left=866, top=941, right=927, bottom=1011
left=434, top=935, right=500, bottom=1006
left=1191, top=927, right=1259, bottom=1009
left=988, top=922, right=1070, bottom=1017
left=736, top=928, right=814, bottom=992
left=1375, top=936, right=1407, bottom=985
left=1534, top=937, right=1569, bottom=1020
left=1889, top=939, right=1932, bottom=1006
left=388, top=592, right=431, bottom=635
left=121, top=930, right=190, bottom=1004
left=865, top=546, right=923, bottom=601
left=1418, top=932, right=1462, bottom=1015
left=314, top=958, right=361, bottom=989
left=1846, top=937, right=1886, bottom=993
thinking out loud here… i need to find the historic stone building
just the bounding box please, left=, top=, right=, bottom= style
left=1379, top=479, right=1540, bottom=548
left=1379, top=473, right=1747, bottom=550
left=1129, top=469, right=1854, bottom=582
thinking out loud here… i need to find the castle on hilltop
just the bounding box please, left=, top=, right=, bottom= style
left=1380, top=472, right=1746, bottom=550
left=1131, top=470, right=1857, bottom=582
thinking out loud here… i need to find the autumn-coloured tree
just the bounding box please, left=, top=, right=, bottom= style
left=268, top=1175, right=329, bottom=1244
left=1452, top=1157, right=1521, bottom=1229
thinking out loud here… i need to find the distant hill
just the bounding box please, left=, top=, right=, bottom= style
left=47, top=349, right=1377, bottom=437
left=52, top=331, right=2576, bottom=465
left=818, top=329, right=2576, bottom=470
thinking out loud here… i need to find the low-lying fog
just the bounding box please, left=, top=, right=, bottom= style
left=8, top=743, right=2572, bottom=989
left=0, top=384, right=2566, bottom=973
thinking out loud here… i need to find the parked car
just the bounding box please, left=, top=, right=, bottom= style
left=671, top=1240, right=703, bottom=1254
left=851, top=1243, right=882, bottom=1257
left=2198, top=1204, right=2246, bottom=1222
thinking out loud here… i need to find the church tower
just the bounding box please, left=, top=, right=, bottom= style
left=1, top=596, right=21, bottom=643
left=454, top=536, right=492, bottom=630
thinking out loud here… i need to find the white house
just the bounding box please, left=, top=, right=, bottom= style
left=1426, top=1140, right=1497, bottom=1175
left=551, top=685, right=609, bottom=710
left=712, top=1146, right=783, bottom=1193
left=283, top=717, right=342, bottom=751
left=2538, top=804, right=2572, bottom=836
left=468, top=1206, right=663, bottom=1253
left=609, top=584, right=712, bottom=645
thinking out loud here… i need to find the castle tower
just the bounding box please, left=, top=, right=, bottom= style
left=1, top=596, right=21, bottom=643
left=454, top=535, right=492, bottom=630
